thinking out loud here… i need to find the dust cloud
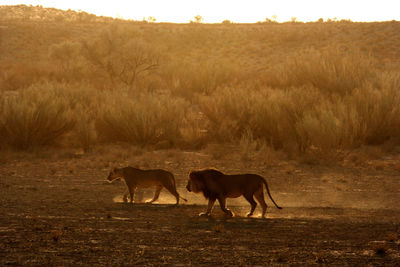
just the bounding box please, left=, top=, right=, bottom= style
left=112, top=180, right=399, bottom=212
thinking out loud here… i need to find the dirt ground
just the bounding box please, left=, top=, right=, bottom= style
left=1, top=145, right=399, bottom=266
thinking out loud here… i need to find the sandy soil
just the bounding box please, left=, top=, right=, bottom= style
left=0, top=146, right=399, bottom=265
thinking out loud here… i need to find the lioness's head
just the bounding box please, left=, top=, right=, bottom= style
left=186, top=171, right=204, bottom=193
left=107, top=168, right=124, bottom=182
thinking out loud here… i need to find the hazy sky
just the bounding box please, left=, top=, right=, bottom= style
left=2, top=0, right=399, bottom=23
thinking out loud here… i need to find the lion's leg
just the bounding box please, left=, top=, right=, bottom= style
left=244, top=194, right=257, bottom=217
left=217, top=197, right=233, bottom=217
left=199, top=198, right=216, bottom=216
left=254, top=188, right=268, bottom=218
left=146, top=185, right=162, bottom=203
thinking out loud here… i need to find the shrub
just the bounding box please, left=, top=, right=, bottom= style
left=31, top=82, right=102, bottom=150
left=0, top=62, right=52, bottom=91
left=0, top=83, right=75, bottom=150
left=270, top=47, right=377, bottom=95
left=198, top=73, right=400, bottom=153
left=96, top=91, right=187, bottom=146
left=347, top=73, right=400, bottom=145
left=249, top=87, right=321, bottom=151
left=73, top=104, right=98, bottom=151
left=197, top=86, right=256, bottom=141
left=198, top=86, right=321, bottom=151
left=295, top=72, right=400, bottom=150
left=162, top=59, right=238, bottom=98
left=48, top=41, right=85, bottom=81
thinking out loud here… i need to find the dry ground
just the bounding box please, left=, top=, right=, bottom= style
left=0, top=145, right=399, bottom=266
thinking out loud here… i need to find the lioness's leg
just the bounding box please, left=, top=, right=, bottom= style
left=164, top=183, right=180, bottom=205
left=122, top=189, right=129, bottom=202
left=123, top=189, right=141, bottom=203
left=217, top=197, right=233, bottom=217
left=254, top=188, right=267, bottom=218
left=146, top=185, right=162, bottom=203
left=128, top=186, right=136, bottom=204
left=243, top=193, right=257, bottom=217
left=199, top=198, right=216, bottom=216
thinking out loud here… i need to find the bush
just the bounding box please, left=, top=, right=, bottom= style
left=198, top=86, right=321, bottom=151
left=26, top=82, right=103, bottom=150
left=162, top=59, right=238, bottom=98
left=96, top=91, right=187, bottom=146
left=197, top=86, right=256, bottom=141
left=269, top=47, right=377, bottom=95
left=0, top=83, right=75, bottom=150
left=296, top=72, right=400, bottom=150
left=0, top=62, right=52, bottom=91
left=198, top=72, right=400, bottom=153
left=346, top=73, right=400, bottom=145
left=48, top=41, right=86, bottom=82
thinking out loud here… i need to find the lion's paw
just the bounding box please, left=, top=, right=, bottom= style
left=225, top=210, right=234, bottom=217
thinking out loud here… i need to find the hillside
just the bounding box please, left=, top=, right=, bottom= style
left=0, top=5, right=400, bottom=155
left=1, top=5, right=400, bottom=68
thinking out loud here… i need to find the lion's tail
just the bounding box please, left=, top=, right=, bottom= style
left=179, top=195, right=188, bottom=202
left=261, top=177, right=282, bottom=209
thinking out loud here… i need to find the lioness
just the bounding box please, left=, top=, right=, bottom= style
left=107, top=167, right=187, bottom=205
left=186, top=169, right=282, bottom=218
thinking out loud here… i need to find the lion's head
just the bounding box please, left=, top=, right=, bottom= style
left=186, top=169, right=224, bottom=199
left=186, top=171, right=204, bottom=193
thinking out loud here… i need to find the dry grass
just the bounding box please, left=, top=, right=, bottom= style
left=0, top=83, right=75, bottom=149
left=1, top=5, right=400, bottom=157
left=96, top=91, right=187, bottom=146
left=269, top=47, right=376, bottom=95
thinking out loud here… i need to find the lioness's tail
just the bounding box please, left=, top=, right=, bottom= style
left=169, top=172, right=188, bottom=202
left=261, top=177, right=282, bottom=209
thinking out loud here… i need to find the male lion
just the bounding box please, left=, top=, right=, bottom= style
left=107, top=167, right=187, bottom=205
left=186, top=169, right=282, bottom=218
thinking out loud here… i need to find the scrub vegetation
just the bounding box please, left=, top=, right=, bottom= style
left=1, top=5, right=400, bottom=156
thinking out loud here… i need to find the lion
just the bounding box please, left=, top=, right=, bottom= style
left=107, top=167, right=187, bottom=205
left=186, top=169, right=282, bottom=218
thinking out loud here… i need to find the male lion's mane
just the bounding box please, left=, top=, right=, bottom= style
left=190, top=168, right=224, bottom=200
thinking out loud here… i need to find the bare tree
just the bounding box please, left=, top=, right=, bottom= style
left=82, top=26, right=159, bottom=89
left=191, top=15, right=204, bottom=24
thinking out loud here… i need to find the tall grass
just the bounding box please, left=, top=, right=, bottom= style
left=0, top=83, right=75, bottom=149
left=96, top=91, right=187, bottom=146
left=1, top=17, right=400, bottom=155
left=269, top=47, right=376, bottom=95
left=0, top=61, right=398, bottom=154
left=162, top=59, right=239, bottom=99
left=296, top=72, right=400, bottom=150
left=0, top=82, right=192, bottom=150
left=198, top=86, right=321, bottom=151
left=198, top=70, right=400, bottom=153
